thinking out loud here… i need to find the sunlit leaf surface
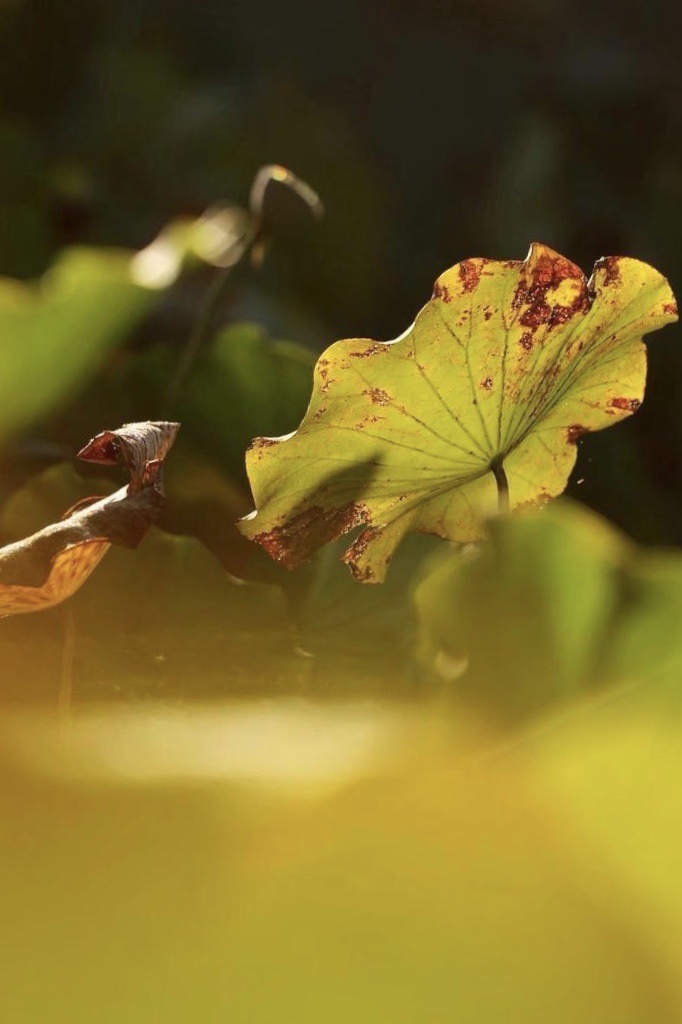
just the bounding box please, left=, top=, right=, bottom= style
left=240, top=245, right=676, bottom=581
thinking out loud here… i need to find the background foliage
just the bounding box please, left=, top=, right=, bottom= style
left=2, top=2, right=682, bottom=1021
left=1, top=0, right=682, bottom=540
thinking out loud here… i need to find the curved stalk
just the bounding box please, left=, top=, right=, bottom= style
left=165, top=165, right=322, bottom=415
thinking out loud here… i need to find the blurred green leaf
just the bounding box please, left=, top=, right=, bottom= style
left=0, top=212, right=257, bottom=445
left=174, top=321, right=315, bottom=480
left=0, top=246, right=153, bottom=442
left=533, top=705, right=682, bottom=1010
left=54, top=320, right=315, bottom=485
left=603, top=551, right=682, bottom=691
left=414, top=500, right=682, bottom=720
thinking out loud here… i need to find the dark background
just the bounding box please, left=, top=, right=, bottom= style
left=1, top=0, right=681, bottom=543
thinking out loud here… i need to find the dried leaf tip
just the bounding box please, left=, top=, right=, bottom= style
left=78, top=421, right=180, bottom=492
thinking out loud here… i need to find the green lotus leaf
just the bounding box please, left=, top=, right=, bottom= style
left=0, top=211, right=237, bottom=443
left=239, top=244, right=677, bottom=582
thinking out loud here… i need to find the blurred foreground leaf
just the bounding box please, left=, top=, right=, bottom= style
left=415, top=500, right=682, bottom=720
left=530, top=699, right=682, bottom=1011
left=0, top=700, right=681, bottom=1022
left=239, top=245, right=676, bottom=581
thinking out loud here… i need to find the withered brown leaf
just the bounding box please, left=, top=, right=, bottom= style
left=0, top=421, right=179, bottom=616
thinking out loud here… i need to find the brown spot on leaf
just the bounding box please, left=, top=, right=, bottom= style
left=520, top=333, right=533, bottom=351
left=250, top=436, right=279, bottom=452
left=548, top=304, right=582, bottom=328
left=566, top=424, right=586, bottom=443
left=483, top=308, right=493, bottom=321
left=318, top=359, right=331, bottom=392
left=363, top=386, right=391, bottom=406
left=536, top=251, right=583, bottom=289
left=350, top=343, right=389, bottom=359
left=458, top=260, right=481, bottom=293
left=343, top=525, right=384, bottom=582
left=481, top=377, right=493, bottom=391
left=433, top=281, right=451, bottom=302
left=251, top=502, right=370, bottom=570
left=664, top=302, right=678, bottom=317
left=514, top=250, right=589, bottom=333
left=596, top=255, right=621, bottom=287
left=518, top=300, right=552, bottom=330
left=348, top=565, right=374, bottom=583
left=610, top=397, right=641, bottom=412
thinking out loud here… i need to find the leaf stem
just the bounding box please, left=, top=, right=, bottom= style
left=165, top=165, right=323, bottom=416
left=164, top=226, right=257, bottom=414
left=491, top=458, right=510, bottom=514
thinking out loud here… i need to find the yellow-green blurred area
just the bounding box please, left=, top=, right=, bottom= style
left=3, top=697, right=682, bottom=1022
left=2, top=0, right=682, bottom=1019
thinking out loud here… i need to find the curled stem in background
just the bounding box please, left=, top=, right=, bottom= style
left=165, top=164, right=323, bottom=414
